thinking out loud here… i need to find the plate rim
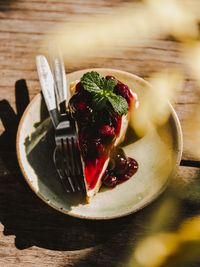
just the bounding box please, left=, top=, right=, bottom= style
left=16, top=68, right=183, bottom=220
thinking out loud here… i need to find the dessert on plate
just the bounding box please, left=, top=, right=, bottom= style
left=69, top=71, right=138, bottom=202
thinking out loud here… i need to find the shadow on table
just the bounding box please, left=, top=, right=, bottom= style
left=0, top=79, right=138, bottom=258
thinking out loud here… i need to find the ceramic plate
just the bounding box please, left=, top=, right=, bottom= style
left=16, top=68, right=183, bottom=219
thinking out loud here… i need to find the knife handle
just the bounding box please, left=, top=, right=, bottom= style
left=36, top=55, right=59, bottom=129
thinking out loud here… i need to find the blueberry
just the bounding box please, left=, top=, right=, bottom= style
left=98, top=125, right=116, bottom=144
left=75, top=82, right=83, bottom=93
left=103, top=173, right=118, bottom=187
left=126, top=157, right=139, bottom=176
left=114, top=84, right=131, bottom=105
left=106, top=75, right=116, bottom=80
left=117, top=174, right=130, bottom=184
left=75, top=101, right=86, bottom=112
left=86, top=139, right=104, bottom=159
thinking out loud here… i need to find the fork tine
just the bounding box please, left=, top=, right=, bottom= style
left=64, top=138, right=79, bottom=192
left=57, top=143, right=65, bottom=178
left=55, top=131, right=86, bottom=193
left=54, top=147, right=71, bottom=193
left=72, top=139, right=86, bottom=190
left=61, top=139, right=76, bottom=192
left=66, top=176, right=76, bottom=192
left=67, top=137, right=81, bottom=191
left=62, top=139, right=70, bottom=177
left=73, top=138, right=82, bottom=176
left=70, top=137, right=82, bottom=191
left=55, top=137, right=84, bottom=193
left=61, top=175, right=72, bottom=193
left=68, top=137, right=76, bottom=176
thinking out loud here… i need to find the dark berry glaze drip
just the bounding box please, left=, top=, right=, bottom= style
left=103, top=148, right=138, bottom=188
left=69, top=76, right=137, bottom=190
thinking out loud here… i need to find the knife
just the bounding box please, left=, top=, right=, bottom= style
left=36, top=55, right=60, bottom=129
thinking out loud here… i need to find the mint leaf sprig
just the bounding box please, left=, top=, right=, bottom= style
left=80, top=71, right=129, bottom=115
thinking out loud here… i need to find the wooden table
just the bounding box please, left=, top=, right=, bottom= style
left=0, top=1, right=200, bottom=266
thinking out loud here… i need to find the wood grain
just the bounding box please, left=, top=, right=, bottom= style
left=0, top=0, right=200, bottom=266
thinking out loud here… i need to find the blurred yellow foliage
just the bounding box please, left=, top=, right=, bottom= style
left=131, top=71, right=183, bottom=137
left=132, top=216, right=200, bottom=267
left=182, top=41, right=200, bottom=84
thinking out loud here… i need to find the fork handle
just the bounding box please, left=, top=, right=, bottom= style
left=36, top=55, right=59, bottom=129
left=49, top=41, right=67, bottom=114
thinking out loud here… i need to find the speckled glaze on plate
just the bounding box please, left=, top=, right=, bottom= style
left=16, top=69, right=183, bottom=220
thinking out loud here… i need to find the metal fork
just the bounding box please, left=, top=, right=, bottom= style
left=36, top=54, right=85, bottom=193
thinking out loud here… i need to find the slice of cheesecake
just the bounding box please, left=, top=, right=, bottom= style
left=69, top=72, right=136, bottom=202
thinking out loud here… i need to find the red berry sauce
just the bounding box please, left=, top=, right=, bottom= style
left=102, top=147, right=138, bottom=188
left=69, top=76, right=138, bottom=189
